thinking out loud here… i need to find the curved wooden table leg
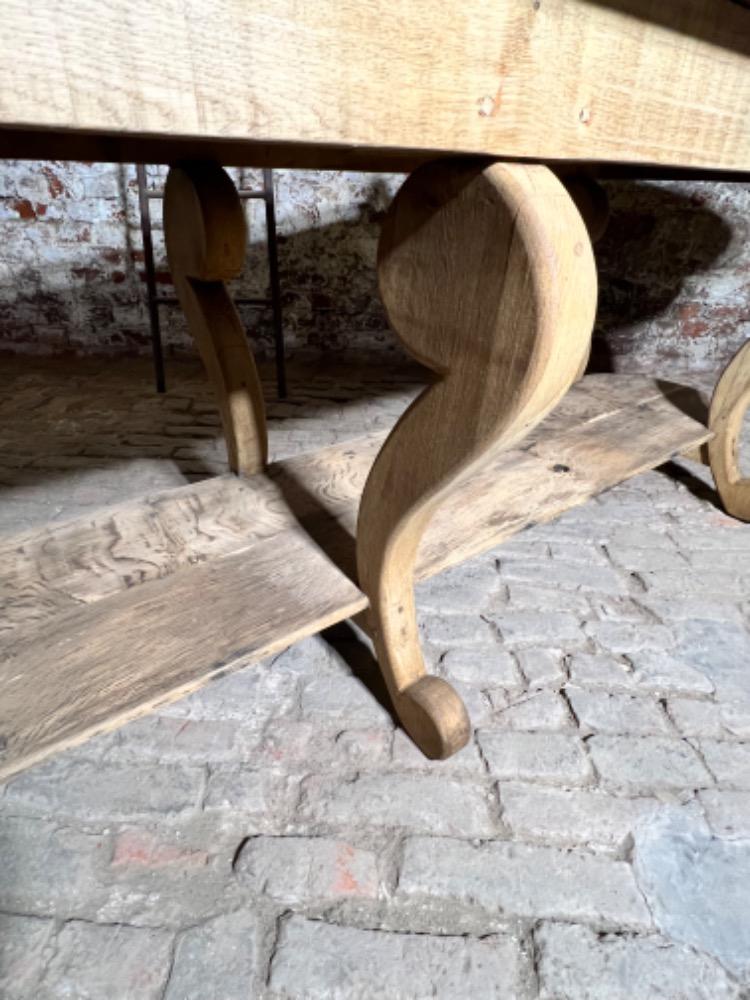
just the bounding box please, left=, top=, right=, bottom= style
left=164, top=162, right=267, bottom=476
left=709, top=340, right=750, bottom=521
left=357, top=160, right=598, bottom=759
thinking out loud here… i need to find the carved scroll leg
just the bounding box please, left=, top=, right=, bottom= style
left=709, top=340, right=750, bottom=521
left=357, top=160, right=598, bottom=759
left=164, top=162, right=267, bottom=476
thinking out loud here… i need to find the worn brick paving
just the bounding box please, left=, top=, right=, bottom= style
left=1, top=356, right=749, bottom=999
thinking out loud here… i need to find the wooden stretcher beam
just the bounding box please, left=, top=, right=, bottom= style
left=0, top=375, right=711, bottom=781
left=1, top=0, right=749, bottom=172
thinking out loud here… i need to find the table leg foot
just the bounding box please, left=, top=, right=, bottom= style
left=164, top=161, right=267, bottom=476
left=709, top=340, right=750, bottom=521
left=357, top=159, right=597, bottom=758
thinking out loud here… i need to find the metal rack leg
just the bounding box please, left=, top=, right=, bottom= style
left=136, top=164, right=167, bottom=394
left=263, top=168, right=288, bottom=400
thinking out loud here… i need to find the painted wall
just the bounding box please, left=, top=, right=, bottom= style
left=0, top=161, right=748, bottom=376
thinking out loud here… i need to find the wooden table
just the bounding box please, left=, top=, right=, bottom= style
left=1, top=0, right=749, bottom=777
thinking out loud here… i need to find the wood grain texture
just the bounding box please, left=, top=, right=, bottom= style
left=0, top=377, right=705, bottom=636
left=1, top=529, right=367, bottom=782
left=1, top=1, right=749, bottom=172
left=355, top=160, right=597, bottom=758
left=709, top=340, right=750, bottom=520
left=0, top=376, right=711, bottom=780
left=164, top=162, right=267, bottom=475
left=4, top=130, right=750, bottom=179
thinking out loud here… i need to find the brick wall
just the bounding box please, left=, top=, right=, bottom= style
left=0, top=161, right=748, bottom=375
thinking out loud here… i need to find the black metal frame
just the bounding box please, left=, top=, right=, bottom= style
left=136, top=165, right=287, bottom=398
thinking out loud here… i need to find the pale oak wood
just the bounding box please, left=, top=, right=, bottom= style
left=356, top=161, right=598, bottom=759
left=164, top=162, right=267, bottom=475
left=1, top=1, right=749, bottom=173
left=0, top=377, right=705, bottom=636
left=681, top=441, right=711, bottom=465
left=709, top=340, right=750, bottom=521
left=0, top=376, right=712, bottom=780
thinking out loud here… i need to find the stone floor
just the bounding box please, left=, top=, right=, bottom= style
left=1, top=355, right=749, bottom=1000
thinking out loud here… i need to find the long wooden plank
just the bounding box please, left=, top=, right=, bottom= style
left=4, top=129, right=750, bottom=181
left=0, top=530, right=368, bottom=782
left=0, top=376, right=711, bottom=780
left=1, top=1, right=749, bottom=172
left=0, top=375, right=700, bottom=633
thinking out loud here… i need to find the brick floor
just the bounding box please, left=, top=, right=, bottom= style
left=1, top=355, right=749, bottom=999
